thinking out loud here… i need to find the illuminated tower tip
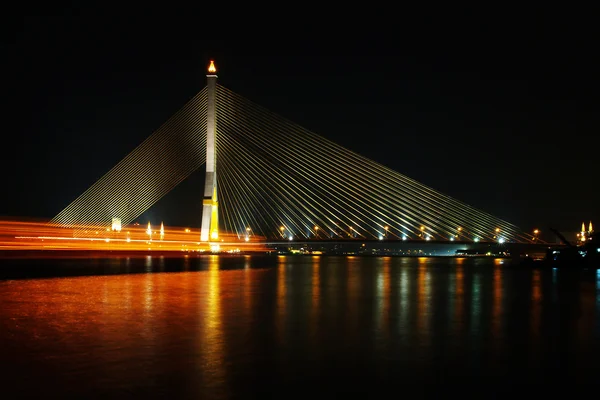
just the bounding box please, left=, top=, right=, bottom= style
left=589, top=221, right=593, bottom=232
left=208, top=60, right=216, bottom=74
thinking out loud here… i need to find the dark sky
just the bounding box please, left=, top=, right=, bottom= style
left=3, top=14, right=597, bottom=234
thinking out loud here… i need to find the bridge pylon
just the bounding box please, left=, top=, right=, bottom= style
left=200, top=60, right=219, bottom=242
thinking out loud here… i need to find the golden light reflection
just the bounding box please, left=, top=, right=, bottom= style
left=202, top=255, right=225, bottom=383
left=144, top=271, right=154, bottom=315
left=399, top=267, right=409, bottom=332
left=416, top=258, right=430, bottom=340
left=312, top=256, right=320, bottom=312
left=346, top=258, right=360, bottom=335
left=310, top=256, right=320, bottom=338
left=380, top=257, right=391, bottom=335
left=243, top=256, right=252, bottom=316
left=276, top=257, right=287, bottom=344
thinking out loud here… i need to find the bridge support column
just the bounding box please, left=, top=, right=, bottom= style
left=201, top=61, right=218, bottom=242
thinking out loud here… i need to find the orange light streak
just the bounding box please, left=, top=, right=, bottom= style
left=0, top=219, right=268, bottom=255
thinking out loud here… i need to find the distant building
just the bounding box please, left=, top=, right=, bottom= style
left=577, top=221, right=594, bottom=245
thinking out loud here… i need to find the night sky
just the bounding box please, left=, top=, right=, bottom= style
left=3, top=14, right=597, bottom=235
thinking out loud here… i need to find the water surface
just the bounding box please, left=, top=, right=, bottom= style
left=1, top=255, right=599, bottom=398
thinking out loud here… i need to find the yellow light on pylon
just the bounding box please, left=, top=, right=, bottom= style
left=208, top=60, right=216, bottom=73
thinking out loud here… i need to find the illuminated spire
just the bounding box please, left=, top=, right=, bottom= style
left=589, top=221, right=593, bottom=233
left=582, top=222, right=586, bottom=233
left=146, top=222, right=152, bottom=238
left=208, top=60, right=216, bottom=74
left=160, top=222, right=165, bottom=239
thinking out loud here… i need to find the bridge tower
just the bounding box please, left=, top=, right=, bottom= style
left=200, top=60, right=219, bottom=242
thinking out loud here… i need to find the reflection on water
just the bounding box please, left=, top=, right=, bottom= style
left=531, top=269, right=542, bottom=341
left=1, top=255, right=599, bottom=397
left=416, top=258, right=431, bottom=348
left=492, top=264, right=503, bottom=344
left=310, top=256, right=320, bottom=338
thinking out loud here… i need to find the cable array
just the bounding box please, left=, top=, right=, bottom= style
left=52, top=82, right=533, bottom=244
left=52, top=89, right=208, bottom=227
left=216, top=84, right=532, bottom=243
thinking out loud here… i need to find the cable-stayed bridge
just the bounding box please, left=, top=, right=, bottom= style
left=51, top=62, right=538, bottom=246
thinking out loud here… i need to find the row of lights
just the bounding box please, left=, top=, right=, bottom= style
left=272, top=224, right=517, bottom=243
left=118, top=223, right=539, bottom=244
